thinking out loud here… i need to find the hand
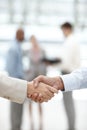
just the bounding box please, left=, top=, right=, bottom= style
left=27, top=81, right=58, bottom=103
left=30, top=75, right=64, bottom=101
left=34, top=76, right=64, bottom=90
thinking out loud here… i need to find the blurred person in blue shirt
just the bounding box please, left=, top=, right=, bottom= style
left=6, top=28, right=25, bottom=130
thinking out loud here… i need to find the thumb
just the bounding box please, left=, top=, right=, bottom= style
left=33, top=79, right=39, bottom=88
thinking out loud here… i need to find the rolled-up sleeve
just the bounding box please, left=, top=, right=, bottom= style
left=61, top=68, right=87, bottom=92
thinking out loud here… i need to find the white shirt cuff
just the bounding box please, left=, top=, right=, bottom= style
left=60, top=74, right=80, bottom=92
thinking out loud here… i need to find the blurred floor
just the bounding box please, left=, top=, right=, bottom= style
left=0, top=93, right=87, bottom=130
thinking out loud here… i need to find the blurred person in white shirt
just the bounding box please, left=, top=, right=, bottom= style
left=60, top=22, right=80, bottom=73
left=59, top=22, right=80, bottom=130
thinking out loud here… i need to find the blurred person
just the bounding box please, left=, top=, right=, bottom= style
left=59, top=22, right=80, bottom=130
left=25, top=35, right=46, bottom=130
left=6, top=28, right=25, bottom=130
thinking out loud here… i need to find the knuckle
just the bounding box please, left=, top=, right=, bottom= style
left=39, top=75, right=44, bottom=80
left=33, top=79, right=36, bottom=83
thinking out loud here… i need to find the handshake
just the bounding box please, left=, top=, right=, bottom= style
left=27, top=75, right=64, bottom=103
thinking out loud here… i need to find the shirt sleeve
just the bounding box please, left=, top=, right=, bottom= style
left=0, top=74, right=27, bottom=104
left=61, top=67, right=87, bottom=92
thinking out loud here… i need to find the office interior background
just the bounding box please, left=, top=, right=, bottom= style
left=0, top=0, right=87, bottom=130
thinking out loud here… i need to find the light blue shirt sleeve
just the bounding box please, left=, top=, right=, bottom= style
left=61, top=68, right=87, bottom=91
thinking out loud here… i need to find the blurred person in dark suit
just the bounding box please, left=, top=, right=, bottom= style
left=6, top=28, right=25, bottom=130
left=24, top=35, right=46, bottom=130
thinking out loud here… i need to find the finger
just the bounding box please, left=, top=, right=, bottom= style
left=28, top=94, right=32, bottom=98
left=33, top=75, right=44, bottom=87
left=30, top=93, right=39, bottom=101
left=32, top=93, right=38, bottom=98
left=32, top=97, right=38, bottom=102
left=40, top=99, right=48, bottom=103
left=33, top=75, right=46, bottom=87
left=39, top=98, right=49, bottom=103
left=34, top=93, right=43, bottom=102
left=43, top=94, right=52, bottom=102
left=37, top=93, right=43, bottom=101
left=36, top=93, right=50, bottom=102
left=39, top=98, right=44, bottom=103
left=45, top=90, right=54, bottom=98
left=47, top=86, right=58, bottom=94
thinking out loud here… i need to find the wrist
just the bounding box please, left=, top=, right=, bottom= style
left=54, top=76, right=64, bottom=91
left=27, top=82, right=32, bottom=98
left=58, top=77, right=65, bottom=91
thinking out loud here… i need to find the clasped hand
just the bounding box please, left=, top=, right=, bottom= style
left=27, top=75, right=64, bottom=103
